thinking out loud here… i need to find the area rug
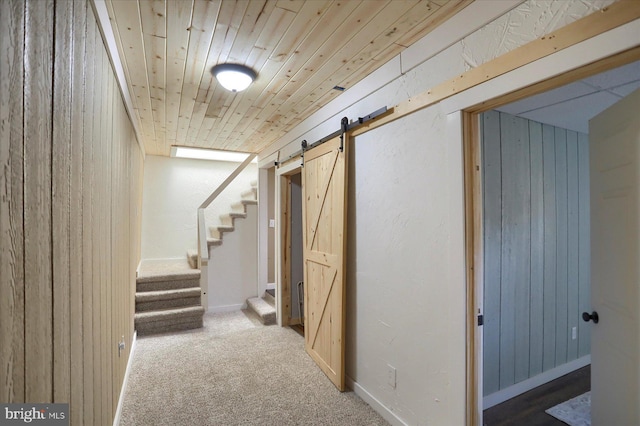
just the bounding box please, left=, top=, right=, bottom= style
left=545, top=391, right=591, bottom=426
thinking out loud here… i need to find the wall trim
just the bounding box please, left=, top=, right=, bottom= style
left=113, top=331, right=137, bottom=426
left=351, top=2, right=640, bottom=139
left=257, top=168, right=270, bottom=299
left=483, top=355, right=591, bottom=410
left=258, top=151, right=279, bottom=169
left=346, top=376, right=408, bottom=426
left=90, top=0, right=145, bottom=159
left=208, top=303, right=246, bottom=313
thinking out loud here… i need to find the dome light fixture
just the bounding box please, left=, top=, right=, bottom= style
left=211, top=63, right=256, bottom=92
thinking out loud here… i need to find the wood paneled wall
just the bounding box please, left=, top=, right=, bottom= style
left=482, top=110, right=590, bottom=396
left=0, top=1, right=143, bottom=424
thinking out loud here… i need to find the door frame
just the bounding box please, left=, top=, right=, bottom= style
left=457, top=47, right=640, bottom=425
left=275, top=158, right=303, bottom=327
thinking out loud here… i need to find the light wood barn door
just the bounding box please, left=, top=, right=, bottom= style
left=302, top=135, right=348, bottom=391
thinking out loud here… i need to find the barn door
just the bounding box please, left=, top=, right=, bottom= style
left=302, top=135, right=348, bottom=391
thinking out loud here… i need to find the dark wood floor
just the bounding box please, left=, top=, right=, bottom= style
left=483, top=366, right=591, bottom=426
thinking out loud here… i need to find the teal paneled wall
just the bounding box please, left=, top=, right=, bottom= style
left=482, top=110, right=591, bottom=396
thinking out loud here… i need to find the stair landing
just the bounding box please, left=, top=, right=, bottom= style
left=137, top=258, right=199, bottom=280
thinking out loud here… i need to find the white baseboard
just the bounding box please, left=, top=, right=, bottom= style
left=113, top=331, right=137, bottom=426
left=346, top=376, right=408, bottom=426
left=208, top=303, right=246, bottom=313
left=266, top=282, right=275, bottom=290
left=483, top=355, right=591, bottom=409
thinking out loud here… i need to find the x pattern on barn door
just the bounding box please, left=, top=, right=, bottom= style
left=302, top=135, right=348, bottom=391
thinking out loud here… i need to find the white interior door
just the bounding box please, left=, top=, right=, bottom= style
left=588, top=88, right=640, bottom=425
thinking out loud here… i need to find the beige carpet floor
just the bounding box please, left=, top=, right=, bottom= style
left=120, top=311, right=389, bottom=425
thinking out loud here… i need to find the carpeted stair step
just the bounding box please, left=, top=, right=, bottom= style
left=246, top=297, right=276, bottom=325
left=136, top=259, right=201, bottom=292
left=219, top=212, right=247, bottom=228
left=207, top=237, right=222, bottom=247
left=210, top=225, right=234, bottom=240
left=135, top=287, right=201, bottom=312
left=135, top=306, right=204, bottom=336
left=186, top=249, right=198, bottom=269
left=241, top=188, right=257, bottom=200
left=137, top=273, right=200, bottom=292
left=231, top=199, right=258, bottom=212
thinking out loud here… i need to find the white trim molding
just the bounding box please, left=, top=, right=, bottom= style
left=208, top=303, right=246, bottom=314
left=113, top=331, right=138, bottom=426
left=346, top=376, right=408, bottom=426
left=91, top=0, right=146, bottom=158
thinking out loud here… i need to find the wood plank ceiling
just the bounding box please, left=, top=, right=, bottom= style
left=106, top=0, right=472, bottom=156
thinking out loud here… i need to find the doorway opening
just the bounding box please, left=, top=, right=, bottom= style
left=464, top=52, right=640, bottom=424
left=276, top=163, right=305, bottom=337
left=288, top=172, right=304, bottom=335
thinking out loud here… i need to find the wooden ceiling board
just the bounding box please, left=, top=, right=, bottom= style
left=256, top=0, right=394, bottom=112
left=236, top=3, right=422, bottom=149
left=228, top=0, right=456, bottom=152
left=176, top=0, right=222, bottom=149
left=225, top=1, right=346, bottom=142
left=165, top=0, right=192, bottom=147
left=143, top=33, right=167, bottom=151
left=277, top=0, right=472, bottom=139
left=392, top=0, right=472, bottom=48
left=196, top=1, right=275, bottom=140
left=186, top=0, right=273, bottom=148
left=194, top=0, right=249, bottom=105
left=275, top=0, right=305, bottom=14
left=271, top=0, right=423, bottom=132
left=204, top=2, right=330, bottom=148
left=139, top=0, right=166, bottom=38
left=107, top=0, right=158, bottom=152
left=105, top=0, right=474, bottom=155
left=211, top=0, right=373, bottom=150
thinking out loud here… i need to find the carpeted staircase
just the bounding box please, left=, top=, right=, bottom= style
left=134, top=259, right=204, bottom=336
left=186, top=181, right=258, bottom=269
left=246, top=289, right=276, bottom=325
left=135, top=180, right=271, bottom=335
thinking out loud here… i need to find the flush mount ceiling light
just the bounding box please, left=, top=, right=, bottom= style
left=211, top=63, right=256, bottom=92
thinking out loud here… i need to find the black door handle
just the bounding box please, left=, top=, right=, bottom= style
left=582, top=311, right=599, bottom=324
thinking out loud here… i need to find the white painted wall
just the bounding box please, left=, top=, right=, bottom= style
left=260, top=1, right=621, bottom=424
left=207, top=204, right=258, bottom=312
left=345, top=104, right=467, bottom=425
left=141, top=155, right=257, bottom=260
